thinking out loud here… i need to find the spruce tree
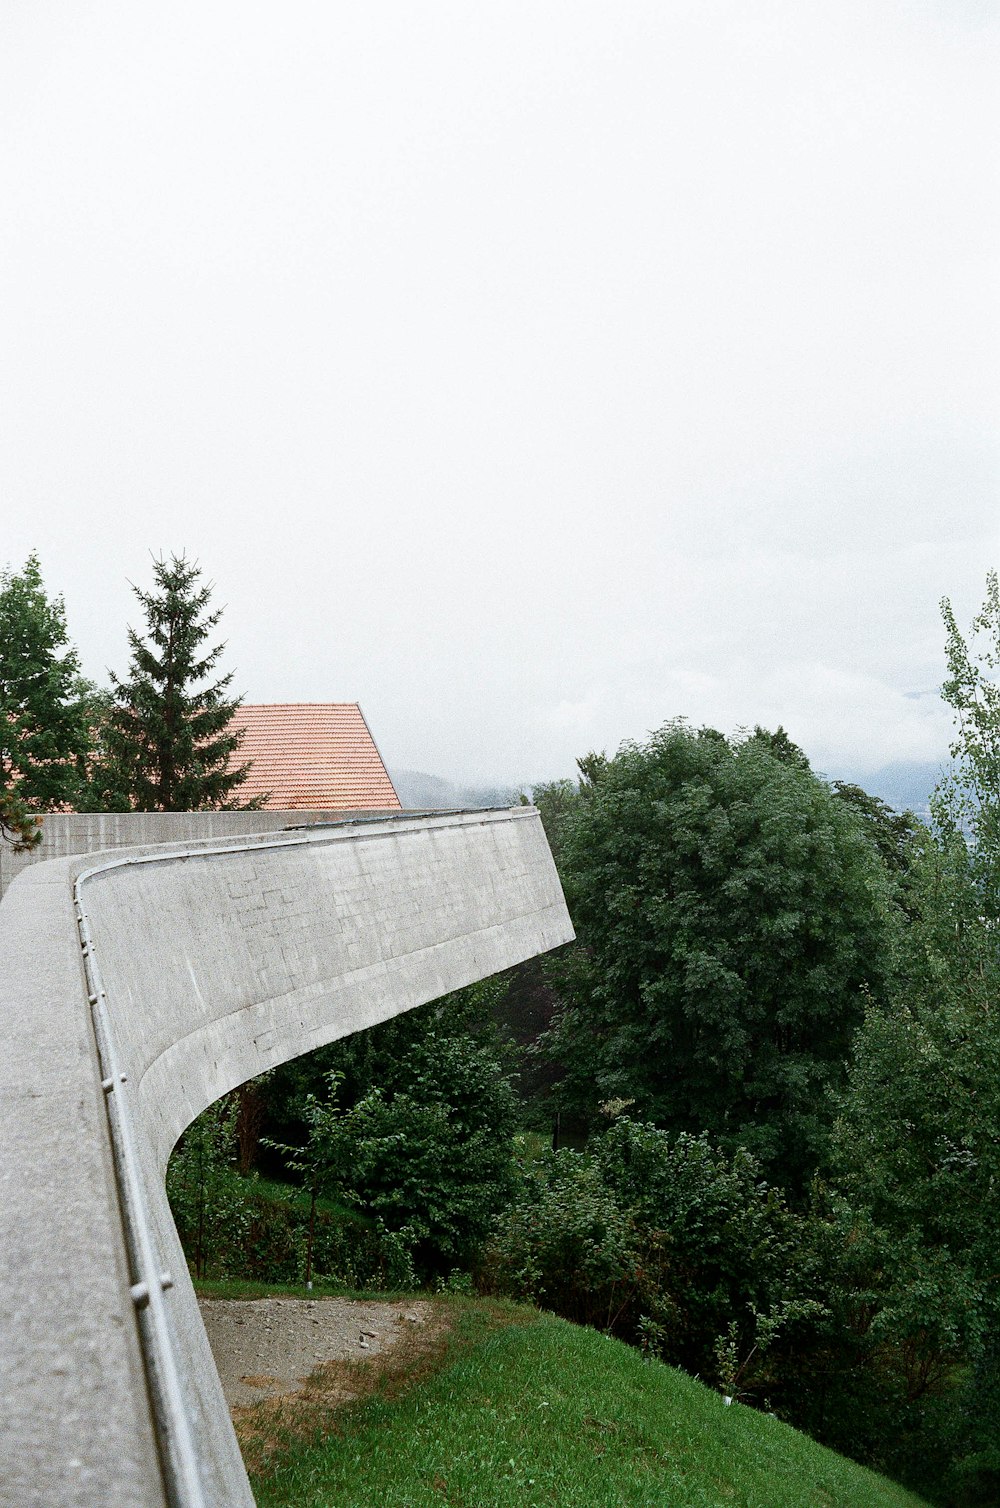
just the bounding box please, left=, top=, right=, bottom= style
left=0, top=552, right=95, bottom=847
left=94, top=553, right=260, bottom=811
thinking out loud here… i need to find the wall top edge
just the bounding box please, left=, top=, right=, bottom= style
left=1, top=806, right=541, bottom=902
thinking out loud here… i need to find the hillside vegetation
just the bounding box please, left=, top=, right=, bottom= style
left=246, top=1298, right=930, bottom=1508
left=154, top=573, right=1000, bottom=1504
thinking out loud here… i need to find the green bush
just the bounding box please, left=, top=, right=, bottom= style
left=479, top=1121, right=824, bottom=1402
left=268, top=1034, right=520, bottom=1279
left=170, top=1177, right=416, bottom=1288
left=477, top=1118, right=983, bottom=1500
left=477, top=1147, right=645, bottom=1332
left=594, top=1120, right=826, bottom=1384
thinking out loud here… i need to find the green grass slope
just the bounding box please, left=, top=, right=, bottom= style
left=248, top=1300, right=929, bottom=1508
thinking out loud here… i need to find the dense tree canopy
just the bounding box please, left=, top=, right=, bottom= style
left=544, top=721, right=897, bottom=1189
left=91, top=553, right=259, bottom=811
left=0, top=552, right=94, bottom=847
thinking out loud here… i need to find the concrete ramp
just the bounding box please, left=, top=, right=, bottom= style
left=0, top=808, right=573, bottom=1506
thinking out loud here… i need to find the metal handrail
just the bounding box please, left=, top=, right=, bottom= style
left=74, top=890, right=207, bottom=1508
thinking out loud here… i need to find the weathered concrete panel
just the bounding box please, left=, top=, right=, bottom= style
left=0, top=809, right=573, bottom=1506
left=0, top=862, right=163, bottom=1508
left=0, top=808, right=395, bottom=897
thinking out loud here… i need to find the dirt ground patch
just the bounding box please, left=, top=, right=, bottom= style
left=200, top=1295, right=452, bottom=1469
left=199, top=1296, right=437, bottom=1410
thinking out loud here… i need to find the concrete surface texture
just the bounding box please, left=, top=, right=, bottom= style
left=0, top=808, right=400, bottom=897
left=0, top=808, right=573, bottom=1507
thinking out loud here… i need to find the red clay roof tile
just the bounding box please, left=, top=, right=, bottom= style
left=229, top=704, right=401, bottom=811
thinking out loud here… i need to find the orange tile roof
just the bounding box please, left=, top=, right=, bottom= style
left=229, top=704, right=402, bottom=811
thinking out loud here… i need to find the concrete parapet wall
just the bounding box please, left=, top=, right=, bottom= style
left=0, top=809, right=573, bottom=1506
left=0, top=808, right=397, bottom=897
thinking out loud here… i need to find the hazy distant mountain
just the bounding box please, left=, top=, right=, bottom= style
left=829, top=759, right=947, bottom=821
left=390, top=768, right=519, bottom=811
left=393, top=759, right=949, bottom=822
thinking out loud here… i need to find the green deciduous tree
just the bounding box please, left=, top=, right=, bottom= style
left=834, top=576, right=1000, bottom=1266
left=831, top=781, right=921, bottom=884
left=939, top=567, right=1000, bottom=908
left=829, top=846, right=1000, bottom=1502
left=543, top=721, right=896, bottom=1191
left=0, top=553, right=95, bottom=847
left=829, top=574, right=1000, bottom=1504
left=521, top=777, right=581, bottom=865
left=92, top=553, right=260, bottom=811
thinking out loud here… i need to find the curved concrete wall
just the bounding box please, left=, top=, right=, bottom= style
left=0, top=808, right=403, bottom=898
left=0, top=809, right=573, bottom=1507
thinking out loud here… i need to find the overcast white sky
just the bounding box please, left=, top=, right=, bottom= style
left=2, top=1, right=998, bottom=785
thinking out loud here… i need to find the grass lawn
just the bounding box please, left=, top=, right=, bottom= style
left=238, top=1297, right=929, bottom=1508
left=245, top=1174, right=368, bottom=1223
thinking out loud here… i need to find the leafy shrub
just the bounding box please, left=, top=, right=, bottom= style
left=593, top=1120, right=823, bottom=1380
left=477, top=1147, right=648, bottom=1332
left=478, top=1120, right=826, bottom=1407
left=509, top=1120, right=977, bottom=1500
left=268, top=1034, right=520, bottom=1279
left=169, top=1174, right=415, bottom=1288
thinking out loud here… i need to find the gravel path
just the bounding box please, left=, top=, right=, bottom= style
left=199, top=1297, right=433, bottom=1410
